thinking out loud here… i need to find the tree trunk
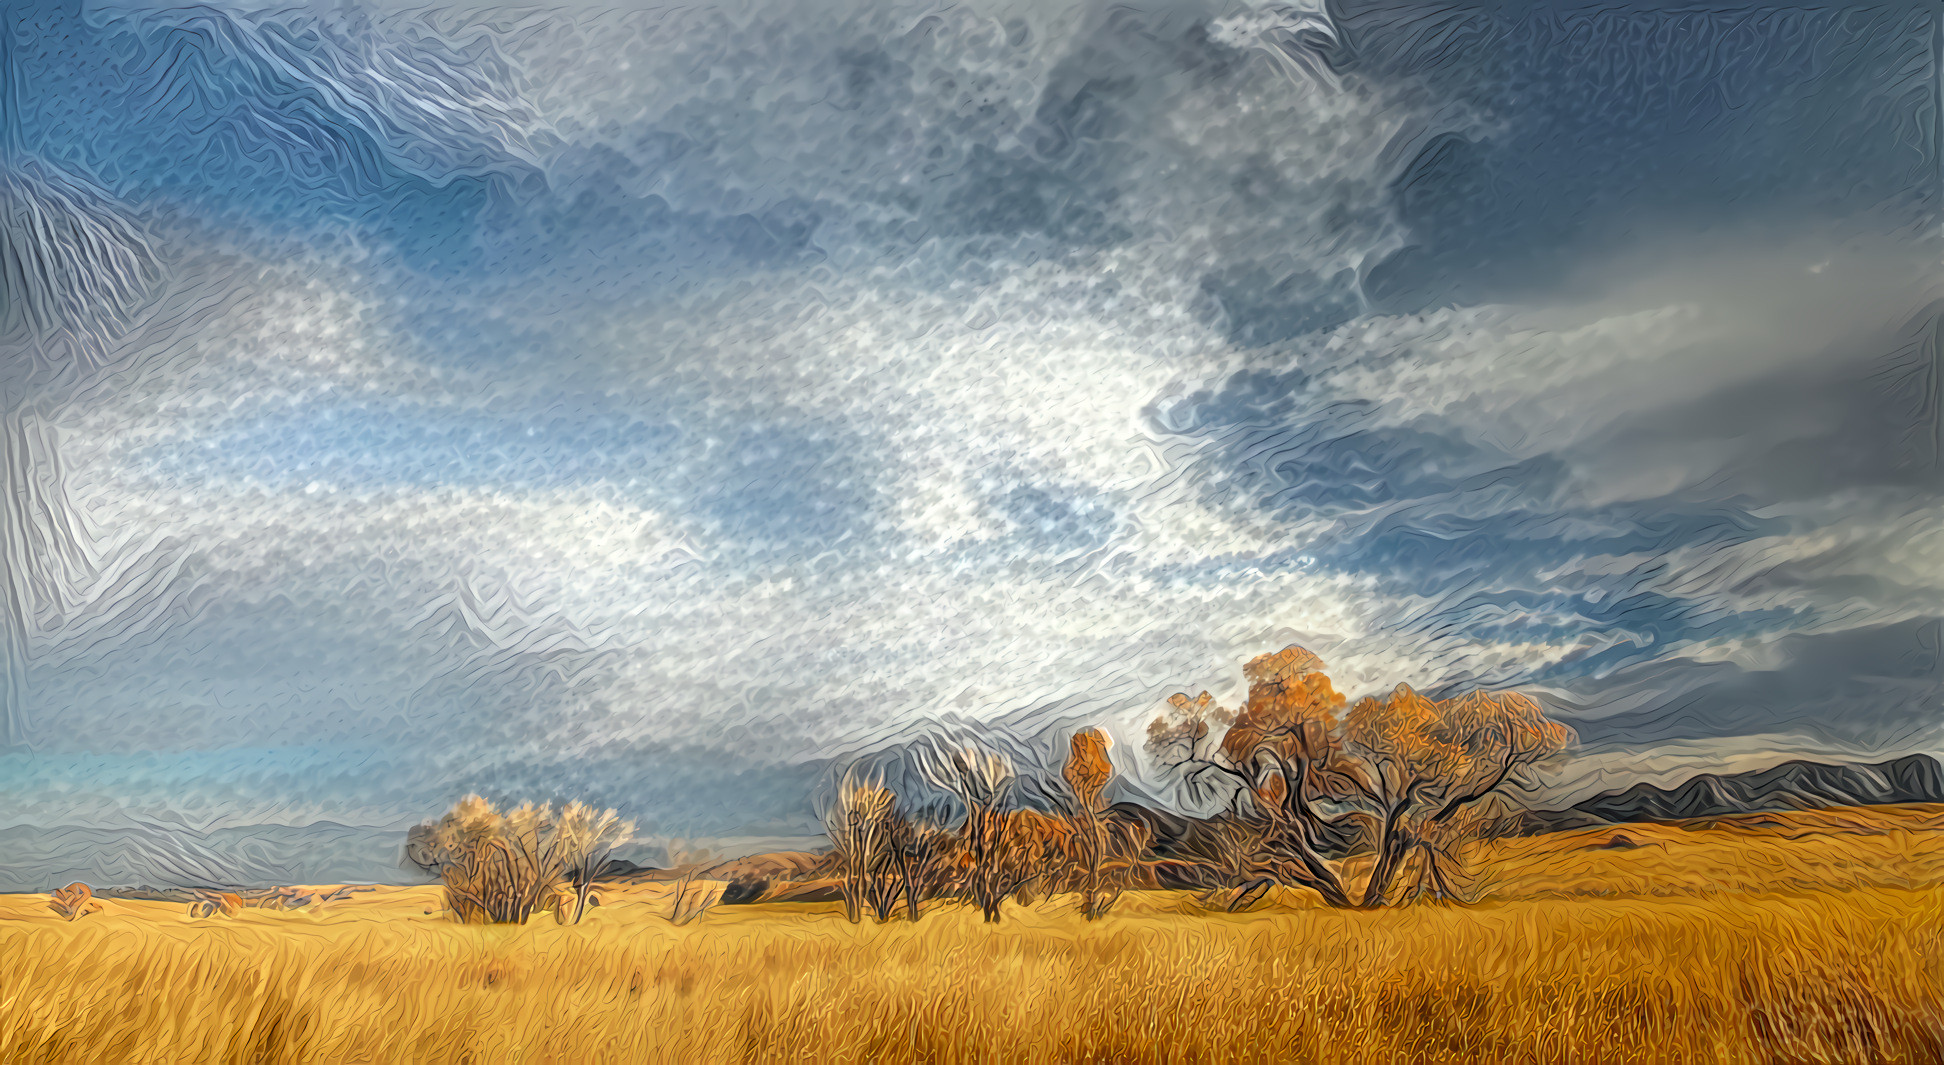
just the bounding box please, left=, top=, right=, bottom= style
left=1275, top=840, right=1350, bottom=907
left=1424, top=843, right=1458, bottom=902
left=899, top=854, right=922, bottom=922
left=1361, top=796, right=1417, bottom=908
left=1080, top=809, right=1102, bottom=919
left=1361, top=835, right=1408, bottom=907
left=1267, top=754, right=1355, bottom=908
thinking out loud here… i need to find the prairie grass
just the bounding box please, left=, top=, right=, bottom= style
left=1, top=806, right=1940, bottom=1064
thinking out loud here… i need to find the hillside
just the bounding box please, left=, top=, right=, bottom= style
left=1519, top=753, right=1944, bottom=833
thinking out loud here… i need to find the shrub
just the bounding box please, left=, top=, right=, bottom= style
left=662, top=842, right=720, bottom=926
left=419, top=795, right=633, bottom=925
left=47, top=882, right=95, bottom=921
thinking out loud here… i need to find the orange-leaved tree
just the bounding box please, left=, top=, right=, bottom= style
left=1061, top=727, right=1146, bottom=919
left=1146, top=646, right=1370, bottom=908
left=1149, top=645, right=1573, bottom=909
left=1345, top=685, right=1573, bottom=905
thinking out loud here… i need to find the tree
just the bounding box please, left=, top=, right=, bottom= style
left=424, top=796, right=561, bottom=924
left=1146, top=647, right=1368, bottom=908
left=555, top=801, right=634, bottom=924
left=887, top=808, right=955, bottom=922
left=1060, top=728, right=1145, bottom=919
left=826, top=774, right=903, bottom=923
left=823, top=767, right=960, bottom=924
left=1149, top=645, right=1573, bottom=909
left=1345, top=685, right=1574, bottom=906
left=916, top=740, right=1043, bottom=922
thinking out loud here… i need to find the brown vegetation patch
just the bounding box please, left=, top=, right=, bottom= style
left=46, top=884, right=95, bottom=922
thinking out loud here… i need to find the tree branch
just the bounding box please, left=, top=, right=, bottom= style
left=1429, top=749, right=1521, bottom=824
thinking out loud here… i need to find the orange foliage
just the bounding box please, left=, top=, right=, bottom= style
left=1060, top=728, right=1145, bottom=919
left=1220, top=660, right=1344, bottom=767
left=1346, top=683, right=1575, bottom=905
left=1003, top=809, right=1077, bottom=874
left=1150, top=644, right=1574, bottom=909
left=1063, top=729, right=1114, bottom=812
left=47, top=883, right=95, bottom=922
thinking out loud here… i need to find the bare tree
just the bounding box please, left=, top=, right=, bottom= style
left=888, top=811, right=956, bottom=921
left=555, top=801, right=634, bottom=924
left=916, top=740, right=1042, bottom=922
left=826, top=774, right=903, bottom=923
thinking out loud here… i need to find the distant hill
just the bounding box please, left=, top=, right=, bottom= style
left=1111, top=755, right=1944, bottom=871
left=1518, top=754, right=1944, bottom=834
left=600, top=851, right=823, bottom=884
left=0, top=820, right=420, bottom=894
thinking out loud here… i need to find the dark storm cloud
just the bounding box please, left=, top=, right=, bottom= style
left=1572, top=305, right=1944, bottom=502
left=1339, top=2, right=1936, bottom=311
left=1555, top=617, right=1944, bottom=749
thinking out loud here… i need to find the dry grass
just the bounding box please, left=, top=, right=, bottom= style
left=2, top=806, right=1941, bottom=1064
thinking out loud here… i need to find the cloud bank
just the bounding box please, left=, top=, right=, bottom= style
left=0, top=0, right=1937, bottom=888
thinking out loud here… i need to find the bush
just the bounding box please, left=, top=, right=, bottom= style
left=418, top=796, right=632, bottom=925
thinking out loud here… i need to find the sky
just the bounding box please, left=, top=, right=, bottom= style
left=0, top=0, right=1940, bottom=889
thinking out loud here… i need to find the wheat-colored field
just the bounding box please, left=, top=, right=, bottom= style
left=2, top=806, right=1941, bottom=1064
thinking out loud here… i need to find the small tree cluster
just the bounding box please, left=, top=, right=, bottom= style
left=420, top=795, right=633, bottom=925
left=915, top=742, right=1045, bottom=922
left=823, top=732, right=1143, bottom=925
left=826, top=776, right=945, bottom=923
left=1148, top=645, right=1573, bottom=909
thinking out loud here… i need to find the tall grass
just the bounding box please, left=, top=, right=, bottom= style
left=1, top=807, right=1941, bottom=1064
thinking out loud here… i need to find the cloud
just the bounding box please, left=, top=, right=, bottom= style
left=3, top=0, right=1939, bottom=887
left=1546, top=617, right=1944, bottom=752
left=1351, top=3, right=1934, bottom=309
left=1147, top=215, right=1942, bottom=708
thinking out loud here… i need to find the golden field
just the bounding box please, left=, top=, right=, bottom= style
left=2, top=806, right=1941, bottom=1065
